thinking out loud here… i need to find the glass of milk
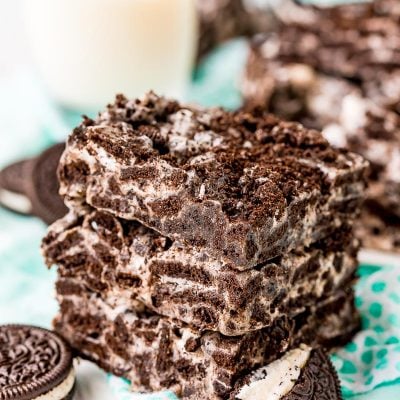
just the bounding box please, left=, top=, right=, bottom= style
left=22, top=0, right=198, bottom=112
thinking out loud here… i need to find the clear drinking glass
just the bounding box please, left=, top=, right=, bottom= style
left=22, top=0, right=198, bottom=112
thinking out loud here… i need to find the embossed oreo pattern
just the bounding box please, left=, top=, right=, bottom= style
left=0, top=325, right=73, bottom=400
left=283, top=348, right=342, bottom=400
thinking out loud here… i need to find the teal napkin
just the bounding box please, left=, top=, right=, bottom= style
left=332, top=264, right=400, bottom=397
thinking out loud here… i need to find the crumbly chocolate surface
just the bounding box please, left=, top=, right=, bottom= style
left=59, top=92, right=367, bottom=269
left=231, top=347, right=342, bottom=400
left=0, top=324, right=74, bottom=400
left=43, top=210, right=358, bottom=336
left=54, top=286, right=358, bottom=400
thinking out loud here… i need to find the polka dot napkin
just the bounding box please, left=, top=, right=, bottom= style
left=332, top=264, right=400, bottom=396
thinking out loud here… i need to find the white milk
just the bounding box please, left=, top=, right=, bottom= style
left=22, top=0, right=198, bottom=111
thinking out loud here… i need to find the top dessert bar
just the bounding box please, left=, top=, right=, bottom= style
left=59, top=92, right=367, bottom=269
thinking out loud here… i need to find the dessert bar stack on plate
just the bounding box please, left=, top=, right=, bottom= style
left=43, top=92, right=367, bottom=399
left=242, top=0, right=400, bottom=252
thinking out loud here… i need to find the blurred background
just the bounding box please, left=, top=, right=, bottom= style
left=0, top=0, right=352, bottom=158
left=0, top=2, right=27, bottom=74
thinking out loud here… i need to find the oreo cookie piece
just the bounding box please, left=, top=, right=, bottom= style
left=27, top=143, right=68, bottom=224
left=0, top=324, right=76, bottom=400
left=0, top=143, right=68, bottom=224
left=0, top=159, right=34, bottom=215
left=231, top=345, right=343, bottom=400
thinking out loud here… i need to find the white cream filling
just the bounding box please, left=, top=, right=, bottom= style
left=35, top=367, right=75, bottom=400
left=0, top=188, right=32, bottom=214
left=236, top=345, right=311, bottom=400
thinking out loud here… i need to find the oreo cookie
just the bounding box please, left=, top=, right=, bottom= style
left=0, top=160, right=34, bottom=215
left=27, top=143, right=69, bottom=224
left=0, top=324, right=76, bottom=400
left=231, top=345, right=343, bottom=400
left=0, top=143, right=68, bottom=224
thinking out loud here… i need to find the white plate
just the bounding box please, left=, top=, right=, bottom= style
left=74, top=360, right=114, bottom=400
left=359, top=249, right=400, bottom=267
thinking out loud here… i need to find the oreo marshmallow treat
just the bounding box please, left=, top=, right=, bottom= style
left=42, top=92, right=367, bottom=399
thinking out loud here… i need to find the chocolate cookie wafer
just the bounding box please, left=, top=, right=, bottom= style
left=28, top=143, right=69, bottom=224
left=0, top=324, right=75, bottom=400
left=0, top=159, right=35, bottom=215
left=231, top=345, right=342, bottom=400
left=0, top=143, right=68, bottom=224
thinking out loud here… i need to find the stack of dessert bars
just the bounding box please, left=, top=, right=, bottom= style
left=242, top=0, right=400, bottom=252
left=42, top=93, right=367, bottom=399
